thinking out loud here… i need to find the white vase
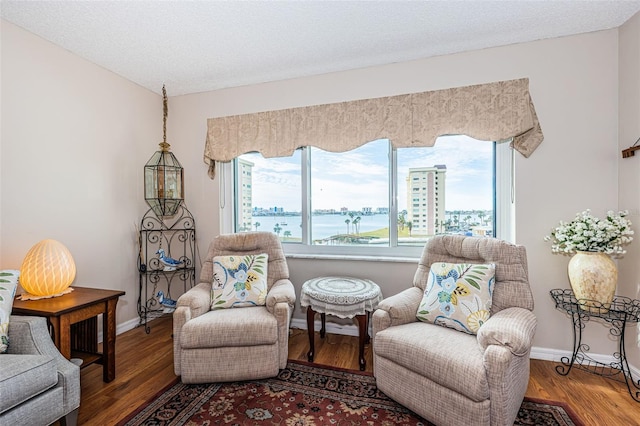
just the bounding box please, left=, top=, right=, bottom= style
left=567, top=251, right=617, bottom=313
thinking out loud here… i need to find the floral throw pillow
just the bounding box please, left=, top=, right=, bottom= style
left=416, top=262, right=496, bottom=335
left=0, top=270, right=20, bottom=353
left=211, top=254, right=268, bottom=310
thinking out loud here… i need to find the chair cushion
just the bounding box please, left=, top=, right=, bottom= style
left=416, top=262, right=495, bottom=334
left=180, top=306, right=278, bottom=349
left=0, top=354, right=58, bottom=413
left=374, top=321, right=489, bottom=402
left=0, top=270, right=19, bottom=353
left=211, top=254, right=268, bottom=309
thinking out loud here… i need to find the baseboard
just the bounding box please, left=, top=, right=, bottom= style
left=291, top=318, right=640, bottom=378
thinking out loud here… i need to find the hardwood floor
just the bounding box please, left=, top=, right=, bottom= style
left=76, top=315, right=639, bottom=425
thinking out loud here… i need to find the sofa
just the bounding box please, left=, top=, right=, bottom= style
left=0, top=315, right=80, bottom=426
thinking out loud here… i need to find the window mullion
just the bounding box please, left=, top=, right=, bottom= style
left=389, top=143, right=398, bottom=247
left=301, top=147, right=311, bottom=245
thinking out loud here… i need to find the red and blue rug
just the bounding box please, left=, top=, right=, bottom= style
left=118, top=360, right=583, bottom=425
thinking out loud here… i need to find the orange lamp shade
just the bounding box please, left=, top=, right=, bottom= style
left=20, top=239, right=76, bottom=297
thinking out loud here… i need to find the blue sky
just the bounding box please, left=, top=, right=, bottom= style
left=240, top=135, right=494, bottom=212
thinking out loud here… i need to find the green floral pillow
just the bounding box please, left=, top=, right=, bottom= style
left=0, top=270, right=20, bottom=353
left=211, top=254, right=268, bottom=310
left=416, top=262, right=496, bottom=335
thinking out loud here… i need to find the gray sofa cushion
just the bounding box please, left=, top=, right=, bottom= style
left=0, top=354, right=57, bottom=413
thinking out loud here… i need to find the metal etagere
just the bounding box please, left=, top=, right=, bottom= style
left=138, top=204, right=196, bottom=333
left=550, top=288, right=640, bottom=402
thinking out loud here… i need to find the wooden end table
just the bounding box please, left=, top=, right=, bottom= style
left=12, top=286, right=125, bottom=382
left=300, top=276, right=382, bottom=371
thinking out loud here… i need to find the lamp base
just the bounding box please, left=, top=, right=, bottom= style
left=18, top=287, right=74, bottom=301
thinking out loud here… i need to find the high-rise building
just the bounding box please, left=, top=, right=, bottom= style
left=406, top=165, right=446, bottom=235
left=237, top=158, right=254, bottom=231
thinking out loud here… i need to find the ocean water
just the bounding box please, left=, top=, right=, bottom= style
left=249, top=214, right=389, bottom=240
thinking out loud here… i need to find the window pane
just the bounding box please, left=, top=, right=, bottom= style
left=397, top=135, right=494, bottom=246
left=235, top=151, right=302, bottom=242
left=310, top=139, right=390, bottom=246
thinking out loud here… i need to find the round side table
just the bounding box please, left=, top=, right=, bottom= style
left=300, top=276, right=383, bottom=371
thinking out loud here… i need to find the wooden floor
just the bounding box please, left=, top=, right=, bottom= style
left=76, top=315, right=639, bottom=425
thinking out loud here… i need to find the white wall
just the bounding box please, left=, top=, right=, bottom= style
left=0, top=20, right=158, bottom=326
left=619, top=13, right=640, bottom=362
left=172, top=28, right=635, bottom=365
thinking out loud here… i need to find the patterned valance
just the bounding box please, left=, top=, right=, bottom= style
left=204, top=78, right=543, bottom=178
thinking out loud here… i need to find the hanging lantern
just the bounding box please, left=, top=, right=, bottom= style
left=144, top=85, right=184, bottom=217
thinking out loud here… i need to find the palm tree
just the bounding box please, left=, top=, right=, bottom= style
left=254, top=221, right=260, bottom=231
left=407, top=221, right=413, bottom=236
left=345, top=219, right=351, bottom=234
left=283, top=230, right=291, bottom=240
left=273, top=223, right=282, bottom=236
left=353, top=216, right=361, bottom=235
left=478, top=211, right=486, bottom=225
left=398, top=212, right=406, bottom=230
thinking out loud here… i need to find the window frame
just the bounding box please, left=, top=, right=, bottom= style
left=220, top=140, right=514, bottom=260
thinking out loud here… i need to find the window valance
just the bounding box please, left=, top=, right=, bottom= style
left=204, top=78, right=543, bottom=178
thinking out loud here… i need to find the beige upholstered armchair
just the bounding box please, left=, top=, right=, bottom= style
left=373, top=235, right=537, bottom=426
left=173, top=232, right=296, bottom=383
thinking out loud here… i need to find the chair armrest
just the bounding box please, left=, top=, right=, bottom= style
left=9, top=316, right=66, bottom=359
left=176, top=282, right=211, bottom=320
left=373, top=287, right=423, bottom=333
left=477, top=307, right=537, bottom=356
left=266, top=279, right=296, bottom=312
left=8, top=316, right=81, bottom=412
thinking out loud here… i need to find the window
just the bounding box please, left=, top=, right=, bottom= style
left=223, top=135, right=513, bottom=258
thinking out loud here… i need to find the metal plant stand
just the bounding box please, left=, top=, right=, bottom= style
left=550, top=288, right=640, bottom=402
left=138, top=204, right=196, bottom=333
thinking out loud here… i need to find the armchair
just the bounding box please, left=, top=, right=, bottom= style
left=173, top=232, right=296, bottom=383
left=373, top=235, right=537, bottom=426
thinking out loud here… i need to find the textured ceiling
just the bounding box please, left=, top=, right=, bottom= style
left=2, top=1, right=640, bottom=96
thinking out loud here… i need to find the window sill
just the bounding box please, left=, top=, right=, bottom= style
left=285, top=252, right=419, bottom=263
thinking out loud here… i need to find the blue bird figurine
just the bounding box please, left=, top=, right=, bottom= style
left=156, top=291, right=177, bottom=313
left=156, top=249, right=183, bottom=271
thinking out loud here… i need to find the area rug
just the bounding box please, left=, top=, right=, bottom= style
left=118, top=360, right=583, bottom=426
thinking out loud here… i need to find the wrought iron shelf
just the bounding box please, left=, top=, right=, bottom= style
left=138, top=204, right=196, bottom=333
left=550, top=288, right=640, bottom=402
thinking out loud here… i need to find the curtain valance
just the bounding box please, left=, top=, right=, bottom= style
left=204, top=78, right=543, bottom=178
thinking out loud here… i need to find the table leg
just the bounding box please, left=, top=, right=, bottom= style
left=356, top=314, right=367, bottom=371
left=58, top=314, right=72, bottom=360
left=320, top=313, right=326, bottom=338
left=306, top=306, right=315, bottom=362
left=103, top=299, right=118, bottom=382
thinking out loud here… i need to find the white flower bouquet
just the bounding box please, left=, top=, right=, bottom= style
left=544, top=210, right=634, bottom=258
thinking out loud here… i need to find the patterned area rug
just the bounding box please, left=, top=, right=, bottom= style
left=118, top=361, right=583, bottom=426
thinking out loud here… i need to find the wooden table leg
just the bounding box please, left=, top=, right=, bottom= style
left=58, top=314, right=72, bottom=360
left=356, top=314, right=367, bottom=371
left=103, top=299, right=118, bottom=382
left=320, top=313, right=326, bottom=338
left=306, top=306, right=316, bottom=362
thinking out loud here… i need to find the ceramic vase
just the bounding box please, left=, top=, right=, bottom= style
left=567, top=251, right=617, bottom=313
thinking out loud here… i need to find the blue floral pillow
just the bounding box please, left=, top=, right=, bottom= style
left=211, top=254, right=268, bottom=310
left=0, top=270, right=20, bottom=353
left=416, top=262, right=495, bottom=335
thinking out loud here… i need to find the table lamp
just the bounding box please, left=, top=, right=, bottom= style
left=19, top=239, right=76, bottom=299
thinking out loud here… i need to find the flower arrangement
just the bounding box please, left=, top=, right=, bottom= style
left=544, top=210, right=634, bottom=258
